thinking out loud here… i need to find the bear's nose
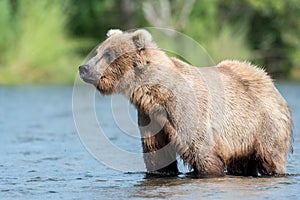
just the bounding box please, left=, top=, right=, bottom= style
left=79, top=64, right=90, bottom=76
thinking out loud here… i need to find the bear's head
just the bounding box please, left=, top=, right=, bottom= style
left=79, top=29, right=161, bottom=95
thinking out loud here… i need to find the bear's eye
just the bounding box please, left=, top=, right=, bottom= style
left=103, top=49, right=116, bottom=63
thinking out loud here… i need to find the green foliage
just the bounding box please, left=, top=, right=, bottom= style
left=67, top=0, right=146, bottom=42
left=0, top=0, right=83, bottom=84
left=202, top=25, right=251, bottom=63
left=0, top=0, right=14, bottom=52
left=218, top=0, right=300, bottom=79
left=185, top=0, right=251, bottom=63
left=1, top=0, right=300, bottom=84
left=67, top=0, right=115, bottom=40
left=247, top=0, right=285, bottom=13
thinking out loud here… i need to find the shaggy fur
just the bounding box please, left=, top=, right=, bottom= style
left=79, top=29, right=293, bottom=177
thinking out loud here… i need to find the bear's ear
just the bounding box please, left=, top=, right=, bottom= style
left=107, top=29, right=123, bottom=37
left=132, top=29, right=152, bottom=51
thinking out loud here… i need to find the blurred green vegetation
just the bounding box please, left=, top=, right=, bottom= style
left=0, top=0, right=300, bottom=84
left=0, top=0, right=87, bottom=83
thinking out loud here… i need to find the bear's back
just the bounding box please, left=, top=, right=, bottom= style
left=216, top=60, right=273, bottom=94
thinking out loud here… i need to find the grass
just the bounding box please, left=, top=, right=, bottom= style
left=185, top=16, right=251, bottom=64
left=0, top=0, right=298, bottom=84
left=0, top=0, right=87, bottom=84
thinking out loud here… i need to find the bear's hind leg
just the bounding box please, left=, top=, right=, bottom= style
left=256, top=148, right=287, bottom=176
left=190, top=151, right=226, bottom=177
left=255, top=116, right=291, bottom=176
left=226, top=153, right=261, bottom=176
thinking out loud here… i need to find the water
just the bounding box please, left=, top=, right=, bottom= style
left=0, top=83, right=299, bottom=200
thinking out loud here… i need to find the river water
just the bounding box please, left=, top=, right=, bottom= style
left=0, top=83, right=299, bottom=199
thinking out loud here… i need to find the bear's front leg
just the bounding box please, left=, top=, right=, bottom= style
left=138, top=110, right=178, bottom=176
left=141, top=130, right=178, bottom=175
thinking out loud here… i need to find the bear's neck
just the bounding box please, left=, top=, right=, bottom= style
left=123, top=50, right=177, bottom=113
left=129, top=84, right=173, bottom=115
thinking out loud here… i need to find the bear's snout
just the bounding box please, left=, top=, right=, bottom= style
left=79, top=64, right=91, bottom=76
left=79, top=64, right=101, bottom=86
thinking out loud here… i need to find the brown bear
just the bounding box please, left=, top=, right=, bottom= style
left=79, top=29, right=293, bottom=177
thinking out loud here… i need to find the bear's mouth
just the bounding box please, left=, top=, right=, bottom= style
left=79, top=71, right=102, bottom=87
left=80, top=75, right=99, bottom=86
